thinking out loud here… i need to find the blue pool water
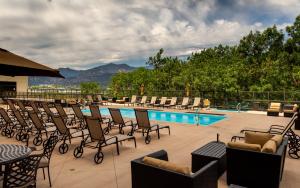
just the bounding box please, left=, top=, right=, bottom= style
left=82, top=108, right=226, bottom=126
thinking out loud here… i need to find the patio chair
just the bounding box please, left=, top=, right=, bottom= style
left=132, top=108, right=170, bottom=144
left=116, top=97, right=127, bottom=104
left=0, top=107, right=16, bottom=138
left=86, top=95, right=94, bottom=105
left=177, top=97, right=189, bottom=109
left=71, top=104, right=86, bottom=128
left=164, top=97, right=177, bottom=108
left=1, top=154, right=42, bottom=188
left=41, top=102, right=55, bottom=122
left=267, top=102, right=281, bottom=116
left=96, top=95, right=108, bottom=105
left=73, top=116, right=136, bottom=164
left=28, top=111, right=56, bottom=146
left=189, top=97, right=201, bottom=109
left=6, top=99, right=18, bottom=113
left=108, top=108, right=135, bottom=134
left=126, top=95, right=137, bottom=106
left=131, top=150, right=218, bottom=188
left=51, top=115, right=88, bottom=154
left=136, top=96, right=147, bottom=106
left=54, top=103, right=76, bottom=125
left=154, top=97, right=167, bottom=108
left=203, top=99, right=211, bottom=109
left=283, top=104, right=298, bottom=117
left=89, top=105, right=111, bottom=133
left=145, top=96, right=157, bottom=107
left=29, top=101, right=47, bottom=118
left=12, top=109, right=33, bottom=143
left=29, top=135, right=59, bottom=187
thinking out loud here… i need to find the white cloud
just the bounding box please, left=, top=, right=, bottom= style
left=0, top=0, right=299, bottom=69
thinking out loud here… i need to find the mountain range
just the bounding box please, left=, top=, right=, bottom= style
left=29, top=63, right=136, bottom=86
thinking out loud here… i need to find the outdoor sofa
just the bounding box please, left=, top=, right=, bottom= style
left=131, top=150, right=218, bottom=188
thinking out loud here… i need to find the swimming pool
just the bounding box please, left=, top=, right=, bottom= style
left=82, top=108, right=226, bottom=126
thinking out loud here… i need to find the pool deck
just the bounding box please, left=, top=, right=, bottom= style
left=1, top=105, right=300, bottom=188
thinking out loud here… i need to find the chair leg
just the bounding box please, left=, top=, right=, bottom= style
left=116, top=142, right=120, bottom=155
left=157, top=128, right=160, bottom=139
left=42, top=168, right=45, bottom=179
left=47, top=167, right=52, bottom=187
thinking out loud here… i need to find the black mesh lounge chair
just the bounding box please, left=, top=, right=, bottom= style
left=108, top=108, right=135, bottom=134
left=133, top=109, right=170, bottom=144
left=29, top=101, right=47, bottom=118
left=89, top=105, right=111, bottom=134
left=164, top=97, right=177, bottom=108
left=145, top=96, right=157, bottom=107
left=154, top=97, right=167, bottom=108
left=73, top=116, right=136, bottom=164
left=177, top=97, right=189, bottom=109
left=1, top=154, right=42, bottom=188
left=136, top=96, right=147, bottom=106
left=86, top=95, right=94, bottom=105
left=189, top=97, right=201, bottom=109
left=71, top=104, right=86, bottom=128
left=6, top=99, right=18, bottom=113
left=54, top=103, right=76, bottom=125
left=12, top=109, right=33, bottom=143
left=28, top=111, right=56, bottom=146
left=51, top=115, right=88, bottom=154
left=41, top=102, right=55, bottom=122
left=16, top=100, right=30, bottom=115
left=0, top=107, right=16, bottom=138
left=126, top=95, right=137, bottom=106
left=30, top=135, right=59, bottom=187
left=96, top=95, right=107, bottom=105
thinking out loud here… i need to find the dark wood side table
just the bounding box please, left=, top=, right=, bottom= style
left=191, top=141, right=226, bottom=177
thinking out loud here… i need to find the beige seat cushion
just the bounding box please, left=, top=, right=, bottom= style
left=227, top=142, right=261, bottom=152
left=143, top=156, right=191, bottom=175
left=267, top=108, right=280, bottom=112
left=271, top=135, right=283, bottom=147
left=262, top=140, right=277, bottom=153
left=245, top=132, right=273, bottom=147
left=39, top=157, right=49, bottom=168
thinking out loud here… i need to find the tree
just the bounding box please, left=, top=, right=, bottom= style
left=80, top=82, right=101, bottom=94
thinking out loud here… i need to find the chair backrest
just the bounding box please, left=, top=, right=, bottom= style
left=0, top=107, right=13, bottom=124
left=150, top=96, right=157, bottom=104
left=108, top=108, right=124, bottom=124
left=71, top=104, right=84, bottom=119
left=7, top=99, right=17, bottom=111
left=89, top=105, right=103, bottom=120
left=43, top=135, right=59, bottom=160
left=281, top=112, right=298, bottom=135
left=29, top=101, right=40, bottom=114
left=170, top=97, right=177, bottom=105
left=160, top=97, right=167, bottom=105
left=28, top=111, right=44, bottom=130
left=96, top=95, right=103, bottom=102
left=193, top=97, right=201, bottom=107
left=270, top=102, right=281, bottom=109
left=134, top=108, right=151, bottom=129
left=87, top=95, right=93, bottom=102
left=131, top=95, right=137, bottom=103
left=51, top=115, right=68, bottom=135
left=182, top=97, right=189, bottom=105
left=203, top=99, right=210, bottom=107
left=3, top=154, right=42, bottom=188
left=13, top=110, right=27, bottom=127
left=84, top=116, right=105, bottom=142
left=140, top=96, right=147, bottom=104
left=41, top=102, right=53, bottom=116
left=54, top=103, right=67, bottom=118
left=16, top=100, right=27, bottom=111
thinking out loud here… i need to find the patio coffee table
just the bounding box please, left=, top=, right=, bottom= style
left=191, top=141, right=226, bottom=177
left=0, top=144, right=32, bottom=165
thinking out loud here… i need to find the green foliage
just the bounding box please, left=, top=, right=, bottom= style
left=80, top=82, right=101, bottom=94
left=109, top=15, right=300, bottom=97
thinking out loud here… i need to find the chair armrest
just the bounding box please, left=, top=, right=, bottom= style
left=191, top=160, right=218, bottom=188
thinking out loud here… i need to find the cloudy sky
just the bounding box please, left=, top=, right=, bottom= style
left=0, top=0, right=299, bottom=69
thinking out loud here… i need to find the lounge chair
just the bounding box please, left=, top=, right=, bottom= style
left=108, top=108, right=134, bottom=134
left=267, top=102, right=281, bottom=116
left=0, top=107, right=16, bottom=138
left=29, top=101, right=47, bottom=118
left=54, top=103, right=76, bottom=125
left=51, top=115, right=88, bottom=154
left=126, top=95, right=137, bottom=106
left=89, top=105, right=111, bottom=133
left=96, top=95, right=108, bottom=105
left=145, top=96, right=157, bottom=107
left=12, top=109, right=32, bottom=143
left=86, top=95, right=94, bottom=105
left=177, top=97, right=189, bottom=109
left=132, top=108, right=170, bottom=144
left=73, top=116, right=136, bottom=164
left=283, top=104, right=298, bottom=117
left=71, top=104, right=86, bottom=128
left=116, top=97, right=127, bottom=104
left=203, top=99, right=211, bottom=109
left=154, top=97, right=167, bottom=108
left=41, top=102, right=55, bottom=122
left=189, top=97, right=201, bottom=109
left=136, top=96, right=147, bottom=106
left=164, top=97, right=177, bottom=108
